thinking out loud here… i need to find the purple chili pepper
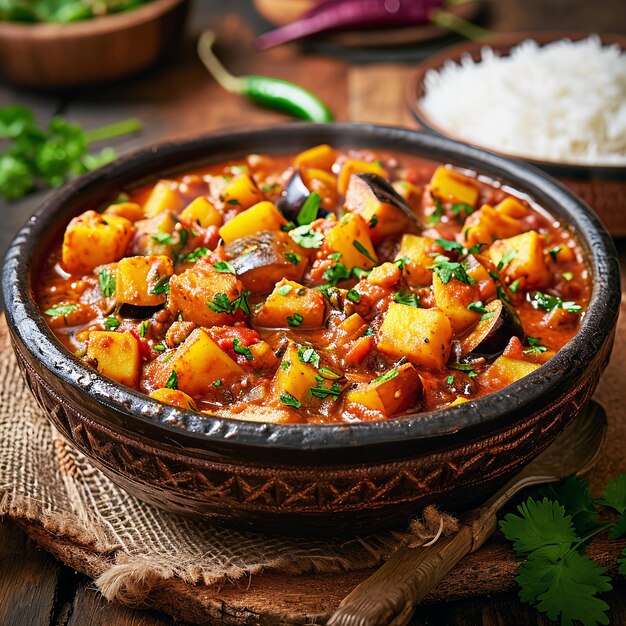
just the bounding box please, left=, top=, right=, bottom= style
left=255, top=0, right=444, bottom=50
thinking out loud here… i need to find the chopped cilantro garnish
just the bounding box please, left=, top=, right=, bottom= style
left=309, top=380, right=342, bottom=399
left=104, top=316, right=120, bottom=330
left=497, top=248, right=518, bottom=271
left=428, top=195, right=445, bottom=225
left=153, top=344, right=165, bottom=353
left=446, top=375, right=455, bottom=385
left=233, top=338, right=254, bottom=361
left=431, top=255, right=476, bottom=285
left=280, top=392, right=301, bottom=409
left=562, top=272, right=573, bottom=281
left=347, top=288, right=361, bottom=303
left=481, top=312, right=496, bottom=321
left=278, top=285, right=292, bottom=296
left=139, top=320, right=148, bottom=338
left=297, top=192, right=322, bottom=226
left=165, top=370, right=178, bottom=390
left=207, top=290, right=250, bottom=315
left=284, top=252, right=301, bottom=265
left=319, top=367, right=341, bottom=380
left=450, top=202, right=474, bottom=220
left=352, top=240, right=376, bottom=263
left=497, top=286, right=513, bottom=305
left=213, top=379, right=222, bottom=387
left=226, top=198, right=241, bottom=205
left=44, top=303, right=76, bottom=317
left=548, top=246, right=562, bottom=261
left=509, top=278, right=521, bottom=293
left=373, top=368, right=399, bottom=384
left=298, top=346, right=320, bottom=368
left=323, top=259, right=350, bottom=286
left=151, top=232, right=175, bottom=245
left=287, top=313, right=304, bottom=327
left=435, top=238, right=464, bottom=253
left=529, top=291, right=581, bottom=314
left=152, top=275, right=171, bottom=295
left=369, top=214, right=378, bottom=228
left=393, top=291, right=420, bottom=308
left=524, top=345, right=548, bottom=356
left=290, top=224, right=324, bottom=248
left=214, top=261, right=236, bottom=274
left=183, top=247, right=209, bottom=262
left=467, top=301, right=488, bottom=314
left=352, top=267, right=370, bottom=280
left=98, top=268, right=116, bottom=298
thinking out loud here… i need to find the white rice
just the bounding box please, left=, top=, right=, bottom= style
left=420, top=36, right=626, bottom=166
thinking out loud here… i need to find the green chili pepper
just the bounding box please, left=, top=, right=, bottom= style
left=197, top=31, right=333, bottom=123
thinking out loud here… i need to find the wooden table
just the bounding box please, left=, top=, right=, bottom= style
left=1, top=1, right=625, bottom=624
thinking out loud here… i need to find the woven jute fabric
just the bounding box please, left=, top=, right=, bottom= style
left=0, top=317, right=411, bottom=605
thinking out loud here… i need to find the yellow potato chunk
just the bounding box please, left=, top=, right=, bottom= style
left=377, top=303, right=452, bottom=370
left=338, top=159, right=388, bottom=194
left=168, top=263, right=247, bottom=327
left=220, top=174, right=263, bottom=210
left=273, top=343, right=319, bottom=405
left=255, top=279, right=326, bottom=329
left=430, top=166, right=479, bottom=206
left=62, top=210, right=134, bottom=274
left=167, top=328, right=244, bottom=396
left=496, top=197, right=528, bottom=219
left=116, top=255, right=174, bottom=307
left=483, top=356, right=540, bottom=386
left=462, top=204, right=522, bottom=247
left=488, top=230, right=551, bottom=289
left=432, top=273, right=482, bottom=334
left=325, top=213, right=377, bottom=270
left=87, top=331, right=141, bottom=388
left=395, top=234, right=441, bottom=287
left=103, top=202, right=144, bottom=222
left=392, top=180, right=423, bottom=211
left=294, top=144, right=338, bottom=171
left=344, top=363, right=423, bottom=418
left=180, top=196, right=222, bottom=228
left=143, top=181, right=184, bottom=218
left=150, top=388, right=197, bottom=411
left=219, top=201, right=286, bottom=245
left=449, top=397, right=469, bottom=406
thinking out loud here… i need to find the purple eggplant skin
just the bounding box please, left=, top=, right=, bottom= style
left=352, top=172, right=423, bottom=228
left=277, top=170, right=330, bottom=222
left=256, top=0, right=444, bottom=50
left=463, top=299, right=525, bottom=360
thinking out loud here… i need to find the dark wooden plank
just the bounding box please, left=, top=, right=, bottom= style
left=0, top=518, right=61, bottom=626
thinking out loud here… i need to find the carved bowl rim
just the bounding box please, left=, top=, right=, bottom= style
left=2, top=123, right=621, bottom=456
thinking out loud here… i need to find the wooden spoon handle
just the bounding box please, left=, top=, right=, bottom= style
left=327, top=520, right=486, bottom=626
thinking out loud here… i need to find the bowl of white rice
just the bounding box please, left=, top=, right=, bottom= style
left=409, top=32, right=626, bottom=235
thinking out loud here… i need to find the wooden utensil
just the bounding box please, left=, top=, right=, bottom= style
left=327, top=401, right=607, bottom=626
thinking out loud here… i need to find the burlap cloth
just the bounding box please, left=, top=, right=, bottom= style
left=1, top=309, right=625, bottom=623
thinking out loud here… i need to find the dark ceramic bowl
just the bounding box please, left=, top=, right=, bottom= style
left=407, top=32, right=626, bottom=236
left=2, top=123, right=620, bottom=535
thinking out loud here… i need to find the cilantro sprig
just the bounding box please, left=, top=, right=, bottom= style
left=500, top=474, right=626, bottom=626
left=0, top=106, right=141, bottom=201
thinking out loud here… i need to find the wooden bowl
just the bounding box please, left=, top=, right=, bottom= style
left=0, top=0, right=190, bottom=88
left=407, top=31, right=626, bottom=235
left=2, top=124, right=620, bottom=535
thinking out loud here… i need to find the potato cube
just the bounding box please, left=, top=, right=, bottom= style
left=87, top=331, right=142, bottom=388
left=180, top=197, right=223, bottom=228
left=482, top=356, right=540, bottom=386
left=219, top=201, right=286, bottom=245
left=131, top=212, right=177, bottom=257
left=220, top=174, right=263, bottom=210
left=273, top=343, right=319, bottom=405
left=377, top=303, right=452, bottom=370
left=325, top=213, right=377, bottom=270
left=103, top=202, right=144, bottom=222
left=432, top=272, right=482, bottom=334
left=168, top=328, right=244, bottom=396
left=168, top=264, right=247, bottom=327
left=496, top=197, right=528, bottom=219
left=116, top=255, right=174, bottom=307
left=392, top=180, right=422, bottom=211
left=150, top=388, right=197, bottom=411
left=255, top=279, right=326, bottom=329
left=488, top=230, right=550, bottom=289
left=449, top=397, right=469, bottom=406
left=62, top=210, right=134, bottom=274
left=462, top=204, right=522, bottom=247
left=396, top=235, right=441, bottom=287
left=294, top=144, right=338, bottom=171
left=429, top=166, right=479, bottom=206
left=344, top=363, right=422, bottom=417
left=143, top=181, right=184, bottom=218
left=345, top=173, right=415, bottom=242
left=338, top=159, right=388, bottom=194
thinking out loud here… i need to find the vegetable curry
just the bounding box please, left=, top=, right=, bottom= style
left=37, top=145, right=590, bottom=424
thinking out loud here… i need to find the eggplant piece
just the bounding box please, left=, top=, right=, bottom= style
left=225, top=230, right=308, bottom=295
left=460, top=299, right=525, bottom=359
left=277, top=170, right=330, bottom=222
left=345, top=173, right=424, bottom=240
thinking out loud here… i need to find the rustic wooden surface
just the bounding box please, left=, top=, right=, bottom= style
left=1, top=0, right=625, bottom=624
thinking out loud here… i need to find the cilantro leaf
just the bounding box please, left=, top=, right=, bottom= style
left=98, top=268, right=116, bottom=298
left=393, top=291, right=420, bottom=308
left=44, top=303, right=76, bottom=317
left=428, top=195, right=445, bottom=225
left=431, top=255, right=476, bottom=285
left=214, top=261, right=236, bottom=274
left=499, top=497, right=578, bottom=560
left=516, top=551, right=611, bottom=626
left=290, top=224, right=324, bottom=248
left=280, top=392, right=301, bottom=409
left=297, top=192, right=322, bottom=226
left=233, top=338, right=254, bottom=361
left=597, top=475, right=626, bottom=515
left=165, top=370, right=178, bottom=390
left=352, top=239, right=376, bottom=263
